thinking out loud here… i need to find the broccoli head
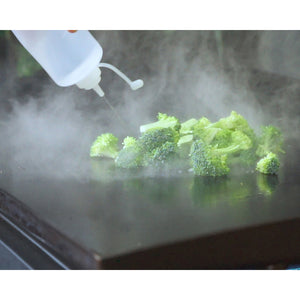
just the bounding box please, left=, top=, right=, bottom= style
left=90, top=133, right=119, bottom=159
left=145, top=141, right=179, bottom=167
left=256, top=125, right=285, bottom=157
left=190, top=139, right=230, bottom=177
left=90, top=111, right=285, bottom=177
left=115, top=137, right=144, bottom=169
left=192, top=117, right=212, bottom=139
left=179, top=118, right=198, bottom=135
left=211, top=111, right=255, bottom=140
left=177, top=134, right=194, bottom=158
left=193, top=117, right=211, bottom=129
left=192, top=118, right=237, bottom=146
left=122, top=136, right=138, bottom=148
left=138, top=127, right=180, bottom=153
left=140, top=112, right=181, bottom=133
left=210, top=129, right=233, bottom=148
left=194, top=127, right=221, bottom=145
left=256, top=152, right=280, bottom=175
left=213, top=130, right=253, bottom=156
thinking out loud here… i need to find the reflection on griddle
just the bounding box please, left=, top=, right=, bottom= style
left=90, top=155, right=280, bottom=209
left=190, top=176, right=253, bottom=207
left=257, top=174, right=279, bottom=197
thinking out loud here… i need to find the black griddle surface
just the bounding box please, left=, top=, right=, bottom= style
left=1, top=145, right=299, bottom=262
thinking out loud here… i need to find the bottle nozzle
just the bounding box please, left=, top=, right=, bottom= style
left=76, top=68, right=104, bottom=97
left=77, top=63, right=143, bottom=98
left=130, top=79, right=144, bottom=90
left=93, top=85, right=105, bottom=97
left=98, top=63, right=144, bottom=91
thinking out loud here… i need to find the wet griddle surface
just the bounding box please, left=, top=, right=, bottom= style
left=0, top=146, right=299, bottom=261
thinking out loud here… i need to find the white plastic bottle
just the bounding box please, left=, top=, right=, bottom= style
left=12, top=30, right=143, bottom=97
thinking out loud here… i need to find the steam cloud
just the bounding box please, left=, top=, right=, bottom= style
left=0, top=31, right=299, bottom=181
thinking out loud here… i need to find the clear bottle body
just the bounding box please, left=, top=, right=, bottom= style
left=12, top=30, right=103, bottom=87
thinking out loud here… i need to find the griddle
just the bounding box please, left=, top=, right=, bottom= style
left=0, top=141, right=299, bottom=269
left=1, top=32, right=300, bottom=268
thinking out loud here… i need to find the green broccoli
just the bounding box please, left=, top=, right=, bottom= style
left=194, top=127, right=222, bottom=145
left=145, top=141, right=179, bottom=167
left=190, top=130, right=252, bottom=177
left=211, top=128, right=258, bottom=168
left=190, top=139, right=230, bottom=177
left=213, top=130, right=253, bottom=156
left=90, top=111, right=285, bottom=178
left=138, top=127, right=179, bottom=153
left=140, top=112, right=181, bottom=133
left=177, top=134, right=194, bottom=158
left=256, top=125, right=285, bottom=157
left=192, top=117, right=212, bottom=139
left=179, top=118, right=198, bottom=135
left=210, top=129, right=233, bottom=148
left=192, top=117, right=241, bottom=148
left=122, top=136, right=138, bottom=148
left=115, top=137, right=144, bottom=169
left=210, top=111, right=255, bottom=140
left=256, top=152, right=280, bottom=175
left=193, top=117, right=211, bottom=130
left=90, top=133, right=119, bottom=159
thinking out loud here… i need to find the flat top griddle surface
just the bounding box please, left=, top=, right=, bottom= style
left=1, top=145, right=299, bottom=258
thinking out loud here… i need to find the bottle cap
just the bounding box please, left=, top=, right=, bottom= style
left=76, top=67, right=105, bottom=97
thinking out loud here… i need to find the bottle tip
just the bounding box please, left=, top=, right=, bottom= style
left=130, top=79, right=144, bottom=90
left=93, top=85, right=105, bottom=97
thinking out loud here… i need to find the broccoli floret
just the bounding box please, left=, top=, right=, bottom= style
left=190, top=130, right=252, bottom=177
left=213, top=130, right=253, bottom=156
left=194, top=127, right=222, bottom=145
left=177, top=134, right=194, bottom=158
left=115, top=137, right=144, bottom=169
left=256, top=152, right=280, bottom=175
left=256, top=125, right=285, bottom=157
left=193, top=117, right=211, bottom=129
left=211, top=128, right=257, bottom=168
left=138, top=127, right=179, bottom=153
left=140, top=112, right=181, bottom=133
left=192, top=117, right=212, bottom=139
left=210, top=111, right=255, bottom=140
left=192, top=118, right=235, bottom=146
left=210, top=129, right=233, bottom=148
left=90, top=111, right=285, bottom=177
left=190, top=140, right=230, bottom=177
left=180, top=118, right=198, bottom=135
left=178, top=134, right=194, bottom=146
left=145, top=141, right=179, bottom=167
left=122, top=136, right=138, bottom=148
left=90, top=133, right=119, bottom=159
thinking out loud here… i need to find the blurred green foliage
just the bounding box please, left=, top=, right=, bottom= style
left=0, top=30, right=8, bottom=38
left=15, top=43, right=42, bottom=77
left=0, top=30, right=42, bottom=78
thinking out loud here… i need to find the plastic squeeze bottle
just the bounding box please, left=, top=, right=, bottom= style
left=12, top=30, right=143, bottom=97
